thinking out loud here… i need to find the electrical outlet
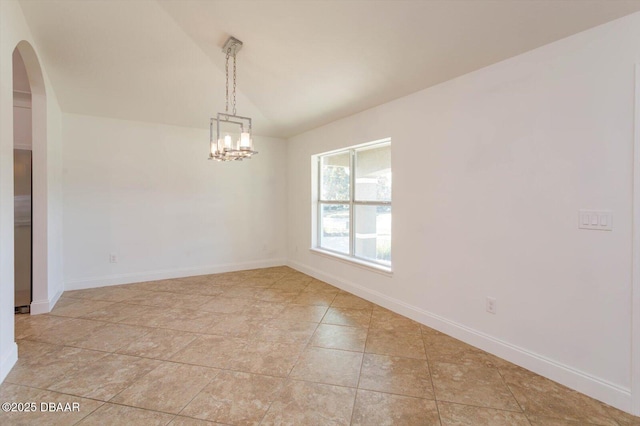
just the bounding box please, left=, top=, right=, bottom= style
left=109, top=254, right=118, bottom=263
left=486, top=297, right=496, bottom=314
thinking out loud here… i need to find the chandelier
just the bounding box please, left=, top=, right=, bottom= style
left=209, top=37, right=257, bottom=161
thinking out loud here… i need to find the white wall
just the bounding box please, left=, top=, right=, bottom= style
left=0, top=0, right=64, bottom=382
left=62, top=114, right=287, bottom=288
left=287, top=12, right=640, bottom=414
left=42, top=87, right=63, bottom=313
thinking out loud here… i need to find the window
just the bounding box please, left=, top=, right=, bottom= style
left=315, top=139, right=391, bottom=269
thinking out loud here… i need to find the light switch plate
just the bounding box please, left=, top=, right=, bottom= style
left=578, top=210, right=612, bottom=231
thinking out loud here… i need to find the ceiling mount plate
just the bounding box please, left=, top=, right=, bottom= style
left=222, top=36, right=243, bottom=55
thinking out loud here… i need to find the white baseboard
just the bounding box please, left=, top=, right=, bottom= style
left=287, top=259, right=634, bottom=415
left=64, top=258, right=287, bottom=291
left=30, top=288, right=62, bottom=315
left=0, top=342, right=18, bottom=384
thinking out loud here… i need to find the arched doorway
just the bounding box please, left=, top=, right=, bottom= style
left=12, top=48, right=32, bottom=313
left=12, top=41, right=48, bottom=316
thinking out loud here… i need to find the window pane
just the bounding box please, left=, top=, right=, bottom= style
left=355, top=205, right=391, bottom=265
left=320, top=152, right=350, bottom=201
left=320, top=204, right=350, bottom=254
left=355, top=144, right=391, bottom=202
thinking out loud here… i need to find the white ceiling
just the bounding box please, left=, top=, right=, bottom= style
left=18, top=0, right=640, bottom=138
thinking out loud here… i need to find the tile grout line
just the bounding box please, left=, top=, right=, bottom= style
left=348, top=307, right=372, bottom=425
left=172, top=366, right=223, bottom=421
left=420, top=325, right=443, bottom=426
left=493, top=361, right=533, bottom=426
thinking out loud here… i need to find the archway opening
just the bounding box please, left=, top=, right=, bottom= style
left=12, top=48, right=33, bottom=314
left=11, top=41, right=48, bottom=318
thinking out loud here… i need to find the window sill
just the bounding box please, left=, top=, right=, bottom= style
left=309, top=248, right=393, bottom=277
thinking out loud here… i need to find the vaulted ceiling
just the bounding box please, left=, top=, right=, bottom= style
left=18, top=0, right=640, bottom=138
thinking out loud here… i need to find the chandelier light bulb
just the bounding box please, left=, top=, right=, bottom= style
left=240, top=132, right=252, bottom=150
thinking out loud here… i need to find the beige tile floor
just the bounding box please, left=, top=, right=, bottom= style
left=2, top=266, right=639, bottom=425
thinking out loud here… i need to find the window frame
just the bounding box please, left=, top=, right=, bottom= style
left=314, top=139, right=391, bottom=271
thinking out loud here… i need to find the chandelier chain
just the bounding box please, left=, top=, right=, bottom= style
left=233, top=51, right=237, bottom=116
left=225, top=47, right=230, bottom=113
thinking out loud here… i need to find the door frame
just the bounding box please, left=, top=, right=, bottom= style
left=13, top=41, right=50, bottom=315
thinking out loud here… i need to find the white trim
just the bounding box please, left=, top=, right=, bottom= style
left=30, top=288, right=62, bottom=315
left=287, top=259, right=634, bottom=414
left=631, top=63, right=640, bottom=416
left=12, top=91, right=31, bottom=108
left=13, top=142, right=31, bottom=151
left=313, top=137, right=391, bottom=157
left=309, top=247, right=392, bottom=276
left=0, top=343, right=18, bottom=384
left=65, top=258, right=287, bottom=291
